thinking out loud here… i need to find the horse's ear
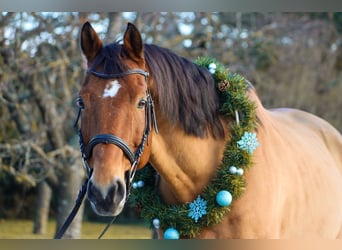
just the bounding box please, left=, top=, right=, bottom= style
left=80, top=21, right=103, bottom=62
left=123, top=22, right=144, bottom=62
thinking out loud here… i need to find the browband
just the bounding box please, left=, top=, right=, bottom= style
left=87, top=68, right=149, bottom=81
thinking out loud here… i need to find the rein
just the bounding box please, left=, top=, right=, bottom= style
left=54, top=68, right=157, bottom=239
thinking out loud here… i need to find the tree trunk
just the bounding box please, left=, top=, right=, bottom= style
left=33, top=181, right=51, bottom=234
left=104, top=13, right=122, bottom=44
left=55, top=161, right=85, bottom=239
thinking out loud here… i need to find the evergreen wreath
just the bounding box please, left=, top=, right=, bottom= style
left=129, top=57, right=259, bottom=238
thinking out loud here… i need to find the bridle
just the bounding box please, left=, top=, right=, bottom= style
left=80, top=68, right=158, bottom=191
left=54, top=68, right=158, bottom=239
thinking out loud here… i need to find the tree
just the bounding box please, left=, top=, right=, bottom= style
left=0, top=12, right=139, bottom=238
left=0, top=12, right=86, bottom=238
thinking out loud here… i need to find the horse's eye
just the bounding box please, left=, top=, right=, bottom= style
left=76, top=97, right=85, bottom=109
left=137, top=99, right=147, bottom=109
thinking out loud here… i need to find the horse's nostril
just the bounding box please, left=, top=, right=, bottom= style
left=107, top=179, right=125, bottom=204
left=87, top=181, right=102, bottom=202
left=87, top=178, right=126, bottom=215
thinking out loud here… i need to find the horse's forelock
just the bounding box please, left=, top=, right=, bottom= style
left=89, top=42, right=128, bottom=75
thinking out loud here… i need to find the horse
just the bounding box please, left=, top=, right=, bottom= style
left=77, top=21, right=342, bottom=238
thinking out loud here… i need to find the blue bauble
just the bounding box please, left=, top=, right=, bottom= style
left=216, top=190, right=232, bottom=207
left=164, top=227, right=180, bottom=239
left=137, top=180, right=144, bottom=188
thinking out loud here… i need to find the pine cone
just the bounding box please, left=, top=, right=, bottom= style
left=136, top=202, right=143, bottom=213
left=218, top=80, right=230, bottom=92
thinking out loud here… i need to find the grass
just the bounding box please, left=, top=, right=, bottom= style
left=0, top=219, right=152, bottom=239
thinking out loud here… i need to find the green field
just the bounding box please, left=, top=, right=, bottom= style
left=0, top=219, right=152, bottom=239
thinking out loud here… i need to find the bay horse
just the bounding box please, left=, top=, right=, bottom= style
left=78, top=21, right=342, bottom=238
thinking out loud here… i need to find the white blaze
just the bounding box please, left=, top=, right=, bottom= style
left=103, top=80, right=121, bottom=98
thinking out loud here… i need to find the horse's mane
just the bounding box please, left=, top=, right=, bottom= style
left=90, top=42, right=225, bottom=138
left=144, top=44, right=224, bottom=138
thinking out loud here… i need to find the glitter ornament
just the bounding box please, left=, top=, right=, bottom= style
left=164, top=228, right=180, bottom=239
left=216, top=190, right=232, bottom=207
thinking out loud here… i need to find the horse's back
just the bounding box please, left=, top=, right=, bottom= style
left=260, top=107, right=342, bottom=238
left=198, top=99, right=342, bottom=238
left=269, top=107, right=342, bottom=170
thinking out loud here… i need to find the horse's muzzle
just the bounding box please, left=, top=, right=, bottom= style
left=87, top=178, right=126, bottom=216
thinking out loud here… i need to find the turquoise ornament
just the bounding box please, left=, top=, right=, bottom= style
left=132, top=180, right=144, bottom=189
left=164, top=228, right=180, bottom=239
left=137, top=180, right=144, bottom=188
left=216, top=190, right=232, bottom=207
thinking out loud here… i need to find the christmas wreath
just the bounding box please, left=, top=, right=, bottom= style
left=130, top=57, right=259, bottom=238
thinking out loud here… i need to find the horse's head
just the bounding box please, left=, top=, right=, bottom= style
left=78, top=22, right=155, bottom=216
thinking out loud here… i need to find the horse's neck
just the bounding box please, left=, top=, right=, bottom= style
left=149, top=118, right=227, bottom=204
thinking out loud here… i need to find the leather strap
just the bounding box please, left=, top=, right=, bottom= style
left=87, top=68, right=149, bottom=81
left=85, top=134, right=135, bottom=163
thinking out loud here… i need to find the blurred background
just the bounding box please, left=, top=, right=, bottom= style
left=0, top=12, right=341, bottom=239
